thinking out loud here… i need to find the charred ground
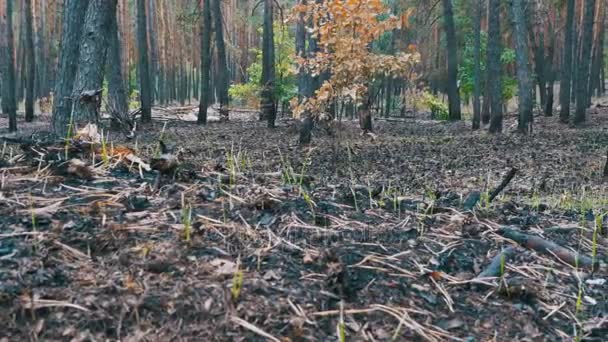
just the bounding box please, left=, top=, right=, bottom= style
left=0, top=109, right=607, bottom=341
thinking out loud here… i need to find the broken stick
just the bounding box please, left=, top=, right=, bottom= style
left=498, top=227, right=598, bottom=270
left=488, top=168, right=517, bottom=202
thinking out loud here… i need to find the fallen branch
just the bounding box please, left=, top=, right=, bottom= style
left=489, top=168, right=517, bottom=202
left=498, top=227, right=598, bottom=269
left=463, top=168, right=517, bottom=210
left=603, top=148, right=608, bottom=179
left=476, top=247, right=518, bottom=279
left=230, top=316, right=281, bottom=342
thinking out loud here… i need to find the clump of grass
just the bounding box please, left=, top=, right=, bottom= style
left=64, top=112, right=75, bottom=160
left=181, top=193, right=192, bottom=242
left=530, top=190, right=541, bottom=211
left=231, top=259, right=244, bottom=301
left=336, top=300, right=346, bottom=342
left=479, top=190, right=491, bottom=210
left=100, top=130, right=110, bottom=167
left=277, top=148, right=295, bottom=185
left=154, top=122, right=168, bottom=158
left=575, top=279, right=584, bottom=317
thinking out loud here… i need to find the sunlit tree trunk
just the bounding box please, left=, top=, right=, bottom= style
left=52, top=0, right=89, bottom=136
left=70, top=0, right=117, bottom=128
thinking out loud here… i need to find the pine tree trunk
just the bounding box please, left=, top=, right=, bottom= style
left=70, top=0, right=117, bottom=129
left=511, top=0, right=533, bottom=133
left=106, top=4, right=129, bottom=127
left=544, top=24, right=555, bottom=117
left=24, top=0, right=36, bottom=122
left=472, top=0, right=482, bottom=129
left=260, top=0, right=276, bottom=128
left=147, top=0, right=158, bottom=104
left=198, top=0, right=211, bottom=124
left=0, top=0, right=17, bottom=132
left=136, top=0, right=152, bottom=122
left=211, top=0, right=229, bottom=122
left=487, top=0, right=502, bottom=133
left=571, top=24, right=579, bottom=104
left=295, top=0, right=307, bottom=98
left=574, top=0, right=596, bottom=124
left=442, top=0, right=461, bottom=120
left=51, top=0, right=89, bottom=136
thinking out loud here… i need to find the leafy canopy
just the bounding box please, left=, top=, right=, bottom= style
left=229, top=23, right=297, bottom=107
left=291, top=0, right=420, bottom=118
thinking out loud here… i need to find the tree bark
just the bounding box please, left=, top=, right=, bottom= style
left=198, top=0, right=212, bottom=124
left=24, top=0, right=35, bottom=122
left=487, top=0, right=502, bottom=133
left=0, top=0, right=17, bottom=132
left=511, top=0, right=533, bottom=133
left=260, top=0, right=276, bottom=128
left=574, top=0, right=596, bottom=124
left=70, top=0, right=117, bottom=129
left=51, top=0, right=89, bottom=136
left=442, top=0, right=461, bottom=120
left=559, top=0, right=575, bottom=123
left=211, top=0, right=229, bottom=122
left=544, top=23, right=555, bottom=117
left=147, top=0, right=158, bottom=103
left=472, top=0, right=482, bottom=130
left=106, top=4, right=129, bottom=126
left=137, top=0, right=152, bottom=122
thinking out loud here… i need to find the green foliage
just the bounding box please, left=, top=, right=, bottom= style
left=458, top=32, right=518, bottom=102
left=421, top=92, right=449, bottom=120
left=229, top=23, right=297, bottom=107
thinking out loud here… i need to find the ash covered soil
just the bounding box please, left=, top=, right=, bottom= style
left=1, top=109, right=607, bottom=341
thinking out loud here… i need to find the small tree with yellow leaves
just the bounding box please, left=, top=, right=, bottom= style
left=292, top=0, right=420, bottom=134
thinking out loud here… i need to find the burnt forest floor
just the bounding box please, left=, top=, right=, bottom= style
left=1, top=107, right=608, bottom=341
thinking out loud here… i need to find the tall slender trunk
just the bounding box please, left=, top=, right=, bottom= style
left=571, top=23, right=579, bottom=104
left=211, top=0, right=229, bottom=121
left=298, top=0, right=315, bottom=145
left=472, top=0, right=482, bottom=129
left=106, top=4, right=129, bottom=126
left=0, top=0, right=17, bottom=132
left=260, top=0, right=276, bottom=128
left=488, top=0, right=502, bottom=133
left=198, top=0, right=212, bottom=124
left=511, top=0, right=533, bottom=133
left=559, top=0, right=575, bottom=123
left=544, top=20, right=556, bottom=117
left=442, top=0, right=461, bottom=120
left=24, top=0, right=36, bottom=122
left=147, top=0, right=158, bottom=103
left=70, top=0, right=117, bottom=128
left=574, top=0, right=596, bottom=124
left=137, top=0, right=152, bottom=122
left=51, top=0, right=89, bottom=136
